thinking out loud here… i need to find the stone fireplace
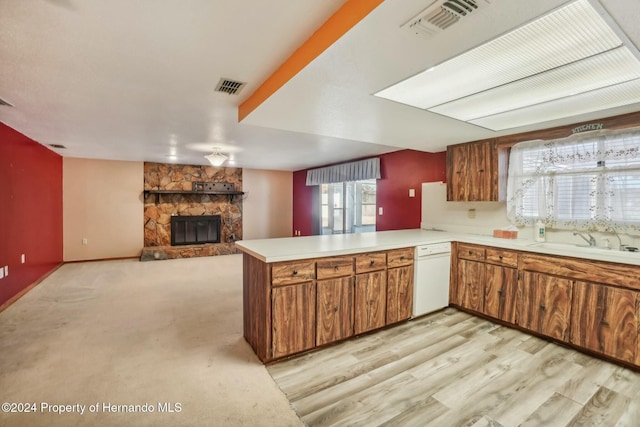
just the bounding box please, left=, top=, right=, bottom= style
left=141, top=162, right=242, bottom=260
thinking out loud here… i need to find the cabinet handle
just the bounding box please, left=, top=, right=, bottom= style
left=539, top=304, right=546, bottom=310
left=497, top=289, right=503, bottom=295
left=600, top=319, right=609, bottom=326
left=370, top=259, right=375, bottom=266
left=499, top=255, right=503, bottom=260
left=479, top=169, right=485, bottom=172
left=292, top=269, right=298, bottom=275
left=400, top=256, right=405, bottom=260
left=334, top=266, right=339, bottom=271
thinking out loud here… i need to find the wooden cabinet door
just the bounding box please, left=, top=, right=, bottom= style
left=316, top=277, right=354, bottom=346
left=354, top=271, right=387, bottom=334
left=271, top=282, right=316, bottom=359
left=386, top=265, right=414, bottom=325
left=570, top=281, right=638, bottom=364
left=446, top=144, right=470, bottom=201
left=457, top=259, right=485, bottom=312
left=467, top=141, right=492, bottom=201
left=519, top=271, right=572, bottom=341
left=447, top=140, right=497, bottom=201
left=484, top=264, right=518, bottom=324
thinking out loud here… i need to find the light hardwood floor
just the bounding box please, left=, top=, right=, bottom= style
left=267, top=308, right=640, bottom=427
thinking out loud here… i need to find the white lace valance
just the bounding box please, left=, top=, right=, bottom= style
left=507, top=126, right=640, bottom=233
left=306, top=158, right=381, bottom=185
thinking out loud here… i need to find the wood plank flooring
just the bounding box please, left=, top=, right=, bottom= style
left=266, top=308, right=640, bottom=427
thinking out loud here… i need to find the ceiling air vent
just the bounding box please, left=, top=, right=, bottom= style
left=402, top=0, right=491, bottom=39
left=0, top=96, right=13, bottom=107
left=48, top=144, right=66, bottom=149
left=215, top=78, right=246, bottom=95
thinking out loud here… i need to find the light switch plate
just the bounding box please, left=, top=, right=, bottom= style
left=409, top=188, right=415, bottom=197
left=3, top=266, right=7, bottom=276
left=0, top=268, right=3, bottom=279
left=378, top=207, right=383, bottom=215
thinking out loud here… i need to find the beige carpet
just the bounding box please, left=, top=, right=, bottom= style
left=0, top=255, right=303, bottom=427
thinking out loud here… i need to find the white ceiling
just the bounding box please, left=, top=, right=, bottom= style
left=2, top=0, right=640, bottom=171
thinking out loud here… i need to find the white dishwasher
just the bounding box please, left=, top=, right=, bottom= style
left=413, top=242, right=451, bottom=317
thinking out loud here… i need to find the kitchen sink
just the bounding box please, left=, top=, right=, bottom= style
left=529, top=241, right=639, bottom=256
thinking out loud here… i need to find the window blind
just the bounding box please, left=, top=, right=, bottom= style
left=507, top=126, right=640, bottom=232
left=306, top=158, right=381, bottom=186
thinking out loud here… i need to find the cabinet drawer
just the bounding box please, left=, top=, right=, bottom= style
left=387, top=247, right=414, bottom=268
left=355, top=252, right=387, bottom=273
left=317, top=256, right=354, bottom=280
left=520, top=253, right=640, bottom=291
left=485, top=248, right=518, bottom=268
left=457, top=243, right=486, bottom=261
left=271, top=260, right=315, bottom=286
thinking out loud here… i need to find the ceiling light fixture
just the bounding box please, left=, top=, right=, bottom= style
left=375, top=0, right=640, bottom=131
left=204, top=148, right=228, bottom=167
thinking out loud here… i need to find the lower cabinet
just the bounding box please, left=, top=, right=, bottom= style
left=570, top=281, right=638, bottom=364
left=386, top=265, right=414, bottom=324
left=519, top=271, right=572, bottom=342
left=244, top=248, right=415, bottom=362
left=484, top=263, right=518, bottom=324
left=354, top=271, right=387, bottom=335
left=457, top=259, right=485, bottom=313
left=271, top=281, right=316, bottom=359
left=316, top=277, right=354, bottom=346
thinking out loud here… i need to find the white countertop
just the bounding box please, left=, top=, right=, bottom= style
left=235, top=229, right=640, bottom=266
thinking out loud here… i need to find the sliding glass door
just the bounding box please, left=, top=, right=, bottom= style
left=320, top=179, right=376, bottom=234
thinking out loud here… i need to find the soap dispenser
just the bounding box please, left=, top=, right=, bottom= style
left=534, top=220, right=546, bottom=242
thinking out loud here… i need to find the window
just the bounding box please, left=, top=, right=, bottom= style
left=507, top=127, right=640, bottom=232
left=320, top=180, right=376, bottom=235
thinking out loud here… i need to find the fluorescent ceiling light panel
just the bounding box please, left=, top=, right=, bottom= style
left=374, top=0, right=640, bottom=131
left=431, top=47, right=640, bottom=121
left=470, top=79, right=640, bottom=130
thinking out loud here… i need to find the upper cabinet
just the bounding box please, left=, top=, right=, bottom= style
left=446, top=140, right=508, bottom=202
left=445, top=111, right=640, bottom=202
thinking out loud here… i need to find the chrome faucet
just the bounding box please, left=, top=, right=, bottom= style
left=573, top=231, right=596, bottom=247
left=608, top=228, right=628, bottom=251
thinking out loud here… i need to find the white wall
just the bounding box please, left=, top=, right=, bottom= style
left=243, top=169, right=293, bottom=240
left=421, top=181, right=640, bottom=248
left=64, top=158, right=144, bottom=261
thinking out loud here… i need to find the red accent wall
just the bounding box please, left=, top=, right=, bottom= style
left=376, top=149, right=446, bottom=231
left=292, top=149, right=446, bottom=235
left=0, top=122, right=63, bottom=308
left=292, top=169, right=315, bottom=236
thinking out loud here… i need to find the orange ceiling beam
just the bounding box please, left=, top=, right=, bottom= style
left=238, top=0, right=384, bottom=122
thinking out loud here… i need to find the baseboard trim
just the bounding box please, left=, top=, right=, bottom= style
left=0, top=263, right=64, bottom=314
left=64, top=256, right=139, bottom=264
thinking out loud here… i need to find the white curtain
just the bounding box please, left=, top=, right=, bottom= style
left=507, top=127, right=640, bottom=233
left=306, top=158, right=381, bottom=185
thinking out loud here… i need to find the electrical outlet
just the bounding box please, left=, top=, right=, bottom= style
left=468, top=208, right=477, bottom=219
left=379, top=207, right=383, bottom=215
left=21, top=254, right=25, bottom=264
left=409, top=188, right=415, bottom=197
left=82, top=238, right=88, bottom=245
left=4, top=266, right=8, bottom=277
left=0, top=268, right=3, bottom=279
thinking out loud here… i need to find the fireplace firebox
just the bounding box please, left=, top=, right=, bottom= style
left=171, top=215, right=221, bottom=246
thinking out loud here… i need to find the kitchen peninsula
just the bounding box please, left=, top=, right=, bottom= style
left=236, top=229, right=640, bottom=368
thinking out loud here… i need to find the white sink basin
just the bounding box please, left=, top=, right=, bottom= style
left=528, top=241, right=639, bottom=257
